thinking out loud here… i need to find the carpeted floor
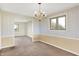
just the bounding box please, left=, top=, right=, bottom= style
left=1, top=36, right=76, bottom=56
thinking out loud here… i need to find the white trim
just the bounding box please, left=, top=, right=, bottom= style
left=55, top=36, right=79, bottom=40
left=52, top=35, right=79, bottom=40
left=38, top=40, right=79, bottom=56
left=2, top=35, right=15, bottom=38
left=1, top=45, right=15, bottom=50
left=40, top=34, right=79, bottom=40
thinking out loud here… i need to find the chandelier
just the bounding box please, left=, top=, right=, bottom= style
left=34, top=3, right=46, bottom=21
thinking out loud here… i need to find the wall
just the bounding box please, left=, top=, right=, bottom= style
left=32, top=19, right=40, bottom=35
left=34, top=6, right=79, bottom=55
left=0, top=10, right=1, bottom=49
left=1, top=11, right=15, bottom=49
left=15, top=22, right=26, bottom=36
left=40, top=6, right=79, bottom=39
left=25, top=21, right=33, bottom=37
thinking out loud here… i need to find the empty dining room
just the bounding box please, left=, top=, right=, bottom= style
left=0, top=3, right=79, bottom=56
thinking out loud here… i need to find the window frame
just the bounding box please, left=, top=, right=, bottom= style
left=50, top=15, right=66, bottom=30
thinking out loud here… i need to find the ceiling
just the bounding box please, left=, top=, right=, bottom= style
left=0, top=3, right=79, bottom=17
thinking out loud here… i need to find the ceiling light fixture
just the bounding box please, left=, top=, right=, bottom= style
left=34, top=3, right=46, bottom=21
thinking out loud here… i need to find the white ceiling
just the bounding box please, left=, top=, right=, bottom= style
left=0, top=3, right=79, bottom=17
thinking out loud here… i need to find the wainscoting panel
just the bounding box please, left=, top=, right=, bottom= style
left=33, top=35, right=79, bottom=55
left=1, top=36, right=15, bottom=49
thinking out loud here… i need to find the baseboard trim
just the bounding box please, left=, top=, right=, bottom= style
left=38, top=40, right=79, bottom=56
left=1, top=45, right=15, bottom=50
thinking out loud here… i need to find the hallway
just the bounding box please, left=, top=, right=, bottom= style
left=1, top=36, right=76, bottom=56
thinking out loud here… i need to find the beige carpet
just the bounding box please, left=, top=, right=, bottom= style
left=1, top=36, right=76, bottom=56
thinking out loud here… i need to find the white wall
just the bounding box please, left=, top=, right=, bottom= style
left=32, top=19, right=40, bottom=35
left=0, top=10, right=1, bottom=49
left=1, top=11, right=15, bottom=37
left=1, top=10, right=32, bottom=37
left=15, top=22, right=26, bottom=36
left=25, top=21, right=33, bottom=37
left=40, top=6, right=79, bottom=39
left=1, top=11, right=15, bottom=49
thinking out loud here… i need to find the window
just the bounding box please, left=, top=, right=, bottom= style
left=50, top=15, right=66, bottom=30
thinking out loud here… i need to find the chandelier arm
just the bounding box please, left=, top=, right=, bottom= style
left=34, top=3, right=46, bottom=21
